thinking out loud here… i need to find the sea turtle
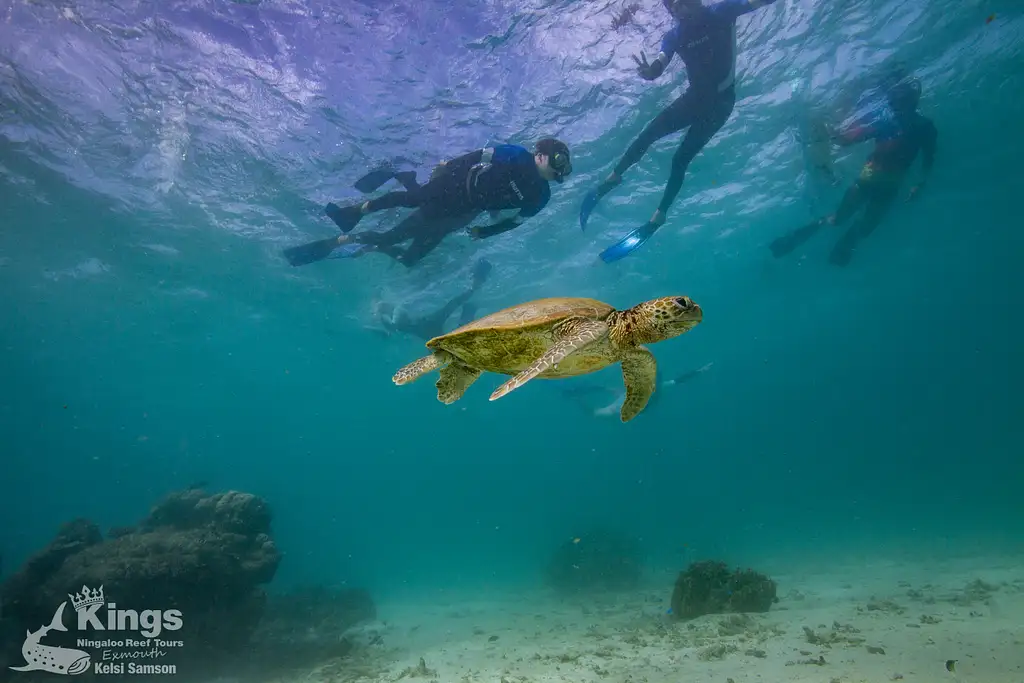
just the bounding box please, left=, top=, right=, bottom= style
left=392, top=295, right=703, bottom=422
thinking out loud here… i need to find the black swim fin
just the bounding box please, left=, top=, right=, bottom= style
left=354, top=168, right=420, bottom=193
left=354, top=168, right=396, bottom=194
left=393, top=170, right=419, bottom=191
left=282, top=237, right=341, bottom=267
left=325, top=202, right=364, bottom=233
left=769, top=218, right=828, bottom=259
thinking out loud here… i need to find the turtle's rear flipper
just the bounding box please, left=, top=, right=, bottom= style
left=393, top=351, right=452, bottom=385
left=436, top=363, right=482, bottom=404
left=489, top=319, right=608, bottom=402
left=620, top=347, right=657, bottom=422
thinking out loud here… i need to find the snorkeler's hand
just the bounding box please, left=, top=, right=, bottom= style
left=632, top=52, right=657, bottom=80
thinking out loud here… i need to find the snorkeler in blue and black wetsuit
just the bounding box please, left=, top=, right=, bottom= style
left=770, top=75, right=938, bottom=266
left=580, top=0, right=779, bottom=262
left=282, top=139, right=572, bottom=268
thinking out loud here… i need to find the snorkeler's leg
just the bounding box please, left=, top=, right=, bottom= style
left=327, top=175, right=437, bottom=232
left=392, top=212, right=476, bottom=269
left=355, top=167, right=421, bottom=193
left=598, top=93, right=734, bottom=261
left=337, top=208, right=429, bottom=263
left=833, top=180, right=868, bottom=226
left=770, top=181, right=867, bottom=259
left=619, top=95, right=698, bottom=178
left=581, top=93, right=697, bottom=230
left=652, top=93, right=734, bottom=222
left=829, top=188, right=897, bottom=267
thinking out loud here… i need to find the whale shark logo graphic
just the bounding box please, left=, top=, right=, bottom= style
left=9, top=601, right=91, bottom=675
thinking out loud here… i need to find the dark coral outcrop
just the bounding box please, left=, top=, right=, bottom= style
left=0, top=489, right=281, bottom=669
left=669, top=560, right=778, bottom=620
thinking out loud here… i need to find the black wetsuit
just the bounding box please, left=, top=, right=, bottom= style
left=612, top=0, right=778, bottom=213
left=350, top=144, right=551, bottom=267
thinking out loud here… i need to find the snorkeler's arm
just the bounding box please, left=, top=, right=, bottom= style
left=471, top=180, right=549, bottom=239
left=471, top=214, right=523, bottom=240
left=708, top=0, right=779, bottom=20
left=833, top=116, right=876, bottom=147
left=634, top=28, right=679, bottom=81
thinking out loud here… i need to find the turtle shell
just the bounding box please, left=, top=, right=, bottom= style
left=426, top=297, right=616, bottom=376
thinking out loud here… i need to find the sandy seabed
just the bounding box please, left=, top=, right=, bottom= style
left=288, top=555, right=1024, bottom=683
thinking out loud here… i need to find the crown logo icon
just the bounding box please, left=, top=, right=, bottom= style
left=68, top=585, right=105, bottom=611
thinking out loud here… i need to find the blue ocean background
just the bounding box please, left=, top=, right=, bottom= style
left=1, top=0, right=1022, bottom=608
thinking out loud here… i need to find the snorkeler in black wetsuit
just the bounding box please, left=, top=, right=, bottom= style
left=373, top=259, right=492, bottom=341
left=770, top=76, right=937, bottom=266
left=283, top=139, right=572, bottom=268
left=580, top=0, right=780, bottom=262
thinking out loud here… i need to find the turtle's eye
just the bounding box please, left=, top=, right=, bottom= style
left=674, top=297, right=691, bottom=309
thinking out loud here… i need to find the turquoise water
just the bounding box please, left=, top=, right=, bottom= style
left=1, top=0, right=1022, bottom=605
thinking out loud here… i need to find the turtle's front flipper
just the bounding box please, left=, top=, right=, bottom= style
left=489, top=319, right=608, bottom=402
left=436, top=363, right=482, bottom=404
left=620, top=347, right=657, bottom=422
left=393, top=351, right=453, bottom=385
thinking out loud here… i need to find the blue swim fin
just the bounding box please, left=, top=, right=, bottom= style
left=599, top=222, right=661, bottom=263
left=579, top=188, right=600, bottom=232
left=327, top=243, right=371, bottom=259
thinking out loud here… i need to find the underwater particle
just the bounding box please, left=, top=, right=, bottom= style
left=986, top=14, right=995, bottom=23
left=946, top=659, right=957, bottom=672
left=63, top=405, right=67, bottom=409
left=572, top=537, right=581, bottom=544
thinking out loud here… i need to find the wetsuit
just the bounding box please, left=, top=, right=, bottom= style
left=348, top=145, right=551, bottom=267
left=837, top=110, right=937, bottom=201
left=770, top=100, right=938, bottom=265
left=612, top=0, right=778, bottom=214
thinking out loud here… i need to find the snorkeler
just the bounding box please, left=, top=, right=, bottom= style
left=283, top=139, right=572, bottom=268
left=580, top=0, right=780, bottom=262
left=770, top=74, right=937, bottom=266
left=372, top=259, right=492, bottom=340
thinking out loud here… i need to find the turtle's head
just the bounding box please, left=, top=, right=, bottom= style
left=615, top=296, right=702, bottom=345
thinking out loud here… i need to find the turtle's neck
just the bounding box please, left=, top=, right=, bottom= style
left=607, top=308, right=659, bottom=347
